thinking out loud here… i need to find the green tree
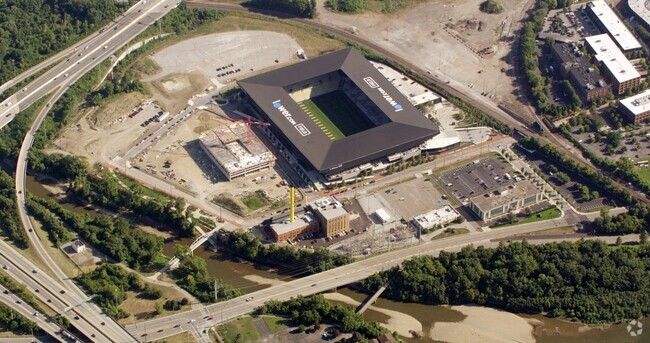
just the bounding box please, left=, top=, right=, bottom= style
left=174, top=244, right=191, bottom=260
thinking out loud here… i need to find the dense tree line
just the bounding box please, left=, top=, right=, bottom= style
left=29, top=152, right=89, bottom=181
left=31, top=196, right=167, bottom=271
left=0, top=303, right=40, bottom=335
left=76, top=264, right=162, bottom=319
left=246, top=0, right=317, bottom=18
left=360, top=240, right=650, bottom=323
left=520, top=0, right=582, bottom=118
left=0, top=169, right=27, bottom=248
left=326, top=0, right=365, bottom=13
left=68, top=170, right=195, bottom=236
left=0, top=0, right=130, bottom=85
left=258, top=295, right=387, bottom=339
left=520, top=136, right=635, bottom=205
left=172, top=256, right=242, bottom=303
left=222, top=230, right=352, bottom=275
left=25, top=196, right=74, bottom=247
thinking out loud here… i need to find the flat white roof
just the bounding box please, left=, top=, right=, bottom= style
left=308, top=197, right=348, bottom=220
left=588, top=0, right=641, bottom=51
left=374, top=208, right=391, bottom=223
left=413, top=205, right=460, bottom=229
left=420, top=130, right=461, bottom=150
left=370, top=61, right=442, bottom=106
left=628, top=0, right=650, bottom=28
left=585, top=34, right=640, bottom=83
left=619, top=88, right=650, bottom=116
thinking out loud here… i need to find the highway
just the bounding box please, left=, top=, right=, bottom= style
left=0, top=284, right=70, bottom=343
left=0, top=236, right=124, bottom=342
left=2, top=0, right=185, bottom=341
left=0, top=0, right=182, bottom=128
left=14, top=84, right=136, bottom=342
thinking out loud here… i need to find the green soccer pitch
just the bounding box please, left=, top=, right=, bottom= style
left=298, top=91, right=376, bottom=141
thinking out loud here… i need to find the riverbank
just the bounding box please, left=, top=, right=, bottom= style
left=429, top=305, right=538, bottom=343
left=323, top=292, right=422, bottom=337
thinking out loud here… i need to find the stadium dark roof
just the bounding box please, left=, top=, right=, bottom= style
left=238, top=48, right=439, bottom=174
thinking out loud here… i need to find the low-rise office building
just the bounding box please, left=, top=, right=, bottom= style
left=309, top=197, right=350, bottom=237
left=551, top=42, right=610, bottom=102
left=619, top=89, right=650, bottom=124
left=412, top=206, right=460, bottom=232
left=585, top=35, right=641, bottom=95
left=468, top=179, right=542, bottom=221
left=587, top=0, right=641, bottom=51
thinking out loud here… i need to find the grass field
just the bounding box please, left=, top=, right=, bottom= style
left=262, top=316, right=286, bottom=334
left=299, top=91, right=375, bottom=141
left=217, top=317, right=260, bottom=343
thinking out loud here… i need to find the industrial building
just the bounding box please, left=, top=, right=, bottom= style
left=587, top=0, right=641, bottom=51
left=412, top=206, right=460, bottom=232
left=308, top=197, right=351, bottom=238
left=619, top=89, right=650, bottom=124
left=198, top=123, right=276, bottom=181
left=468, top=179, right=543, bottom=221
left=551, top=42, right=610, bottom=102
left=270, top=213, right=319, bottom=242
left=585, top=34, right=641, bottom=95
left=238, top=48, right=438, bottom=179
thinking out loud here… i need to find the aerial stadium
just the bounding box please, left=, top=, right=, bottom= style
left=238, top=47, right=439, bottom=178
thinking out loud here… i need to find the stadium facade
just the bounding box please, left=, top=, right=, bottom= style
left=238, top=48, right=439, bottom=178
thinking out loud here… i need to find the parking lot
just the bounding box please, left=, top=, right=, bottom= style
left=516, top=147, right=614, bottom=212
left=437, top=158, right=518, bottom=204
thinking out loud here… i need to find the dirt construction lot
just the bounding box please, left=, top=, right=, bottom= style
left=54, top=31, right=308, bottom=217
left=314, top=0, right=536, bottom=118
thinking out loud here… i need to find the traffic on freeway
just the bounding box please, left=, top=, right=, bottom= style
left=0, top=0, right=181, bottom=130
left=0, top=241, right=125, bottom=342
left=0, top=283, right=78, bottom=343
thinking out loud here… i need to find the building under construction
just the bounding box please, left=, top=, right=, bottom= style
left=198, top=122, right=276, bottom=180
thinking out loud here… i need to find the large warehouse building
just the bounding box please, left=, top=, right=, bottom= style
left=238, top=48, right=439, bottom=178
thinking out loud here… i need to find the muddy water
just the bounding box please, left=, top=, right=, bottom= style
left=26, top=175, right=99, bottom=217
left=337, top=287, right=648, bottom=343
left=28, top=175, right=293, bottom=293
left=162, top=237, right=295, bottom=294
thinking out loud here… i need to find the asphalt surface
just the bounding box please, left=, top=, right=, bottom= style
left=0, top=284, right=70, bottom=343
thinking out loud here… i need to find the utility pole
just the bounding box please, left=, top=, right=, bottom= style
left=214, top=279, right=218, bottom=304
